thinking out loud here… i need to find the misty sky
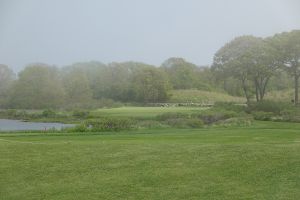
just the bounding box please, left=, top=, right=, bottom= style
left=1, top=0, right=300, bottom=71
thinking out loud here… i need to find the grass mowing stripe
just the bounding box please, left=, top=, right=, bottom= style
left=1, top=121, right=300, bottom=200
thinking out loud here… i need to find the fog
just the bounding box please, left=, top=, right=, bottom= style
left=0, top=0, right=300, bottom=71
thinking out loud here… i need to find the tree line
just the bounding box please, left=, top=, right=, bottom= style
left=0, top=30, right=299, bottom=109
left=0, top=60, right=213, bottom=109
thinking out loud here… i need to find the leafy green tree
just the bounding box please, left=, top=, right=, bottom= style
left=268, top=70, right=292, bottom=91
left=193, top=66, right=215, bottom=91
left=62, top=61, right=107, bottom=99
left=130, top=67, right=171, bottom=103
left=62, top=68, right=93, bottom=105
left=213, top=36, right=278, bottom=103
left=245, top=38, right=279, bottom=101
left=271, top=30, right=300, bottom=105
left=91, top=62, right=154, bottom=101
left=212, top=36, right=259, bottom=103
left=0, top=64, right=15, bottom=107
left=161, top=57, right=198, bottom=89
left=9, top=64, right=65, bottom=109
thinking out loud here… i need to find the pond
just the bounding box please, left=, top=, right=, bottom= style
left=0, top=119, right=74, bottom=131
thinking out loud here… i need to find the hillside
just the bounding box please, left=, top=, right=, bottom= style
left=169, top=90, right=245, bottom=103
left=265, top=89, right=294, bottom=102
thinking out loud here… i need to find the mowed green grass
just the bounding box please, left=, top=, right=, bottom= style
left=91, top=106, right=206, bottom=118
left=1, top=121, right=300, bottom=200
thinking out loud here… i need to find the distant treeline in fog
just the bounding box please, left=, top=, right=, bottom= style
left=0, top=30, right=299, bottom=109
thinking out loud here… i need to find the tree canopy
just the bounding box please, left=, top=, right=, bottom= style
left=1, top=30, right=299, bottom=109
left=9, top=64, right=65, bottom=109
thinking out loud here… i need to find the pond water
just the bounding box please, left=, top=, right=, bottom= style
left=0, top=119, right=74, bottom=131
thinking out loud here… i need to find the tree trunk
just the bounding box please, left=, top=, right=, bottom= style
left=254, top=78, right=259, bottom=102
left=295, top=75, right=299, bottom=106
left=255, top=85, right=259, bottom=102
left=242, top=79, right=250, bottom=104
left=223, top=80, right=227, bottom=91
left=260, top=77, right=269, bottom=101
left=254, top=76, right=270, bottom=102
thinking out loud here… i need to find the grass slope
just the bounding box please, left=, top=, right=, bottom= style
left=265, top=89, right=294, bottom=102
left=170, top=89, right=245, bottom=103
left=1, top=121, right=300, bottom=200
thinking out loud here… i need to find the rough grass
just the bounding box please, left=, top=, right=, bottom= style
left=1, top=121, right=300, bottom=200
left=265, top=89, right=294, bottom=102
left=169, top=89, right=245, bottom=103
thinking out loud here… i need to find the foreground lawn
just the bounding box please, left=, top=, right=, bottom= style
left=1, top=122, right=300, bottom=200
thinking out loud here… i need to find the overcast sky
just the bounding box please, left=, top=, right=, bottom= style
left=1, top=0, right=300, bottom=71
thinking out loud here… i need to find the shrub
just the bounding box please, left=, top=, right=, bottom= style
left=156, top=112, right=204, bottom=128
left=85, top=118, right=135, bottom=131
left=72, top=110, right=90, bottom=118
left=215, top=117, right=253, bottom=127
left=64, top=124, right=87, bottom=132
left=164, top=118, right=204, bottom=128
left=0, top=109, right=17, bottom=118
left=42, top=109, right=56, bottom=117
left=5, top=109, right=18, bottom=117
left=252, top=111, right=274, bottom=121
left=247, top=100, right=300, bottom=122
left=276, top=111, right=300, bottom=123
left=280, top=107, right=300, bottom=116
left=192, top=109, right=238, bottom=124
left=0, top=109, right=39, bottom=119
left=15, top=110, right=29, bottom=118
left=185, top=118, right=204, bottom=128
left=247, top=100, right=293, bottom=114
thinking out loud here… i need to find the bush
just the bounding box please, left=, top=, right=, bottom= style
left=72, top=110, right=90, bottom=118
left=156, top=112, right=204, bottom=128
left=247, top=100, right=293, bottom=114
left=164, top=118, right=204, bottom=128
left=63, top=99, right=124, bottom=110
left=64, top=124, right=87, bottom=132
left=185, top=118, right=204, bottom=128
left=247, top=101, right=300, bottom=122
left=275, top=110, right=300, bottom=123
left=215, top=117, right=253, bottom=127
left=0, top=109, right=17, bottom=118
left=0, top=109, right=41, bottom=119
left=15, top=110, right=29, bottom=118
left=42, top=109, right=57, bottom=118
left=85, top=118, right=135, bottom=132
left=252, top=111, right=274, bottom=121
left=280, top=107, right=300, bottom=116
left=192, top=109, right=238, bottom=124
